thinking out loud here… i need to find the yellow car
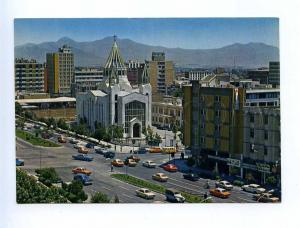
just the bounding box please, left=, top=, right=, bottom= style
left=136, top=188, right=156, bottom=199
left=111, top=159, right=124, bottom=167
left=152, top=173, right=168, bottom=182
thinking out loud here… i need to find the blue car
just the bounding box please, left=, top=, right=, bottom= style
left=86, top=143, right=95, bottom=149
left=72, top=154, right=93, bottom=162
left=73, top=173, right=92, bottom=185
left=16, top=158, right=24, bottom=166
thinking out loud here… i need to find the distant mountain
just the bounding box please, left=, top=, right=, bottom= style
left=15, top=36, right=279, bottom=68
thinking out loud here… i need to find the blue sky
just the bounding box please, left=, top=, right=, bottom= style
left=14, top=18, right=279, bottom=49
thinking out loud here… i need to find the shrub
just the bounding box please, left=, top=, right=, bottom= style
left=91, top=192, right=111, bottom=203
left=62, top=180, right=88, bottom=203
left=35, top=168, right=61, bottom=187
left=266, top=176, right=277, bottom=186
left=113, top=195, right=120, bottom=203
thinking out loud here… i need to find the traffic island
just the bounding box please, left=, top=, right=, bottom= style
left=16, top=129, right=60, bottom=147
left=111, top=173, right=211, bottom=203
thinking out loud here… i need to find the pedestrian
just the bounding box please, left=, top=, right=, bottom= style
left=130, top=150, right=132, bottom=154
left=204, top=192, right=208, bottom=199
left=111, top=164, right=114, bottom=172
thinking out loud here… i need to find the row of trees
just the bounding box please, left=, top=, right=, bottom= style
left=143, top=125, right=162, bottom=146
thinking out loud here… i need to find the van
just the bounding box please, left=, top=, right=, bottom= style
left=165, top=188, right=185, bottom=203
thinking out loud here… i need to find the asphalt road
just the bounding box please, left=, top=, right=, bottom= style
left=16, top=131, right=257, bottom=203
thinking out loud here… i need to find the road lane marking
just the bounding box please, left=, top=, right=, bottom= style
left=119, top=186, right=131, bottom=191
left=103, top=186, right=112, bottom=191
left=236, top=197, right=255, bottom=203
left=122, top=194, right=135, bottom=199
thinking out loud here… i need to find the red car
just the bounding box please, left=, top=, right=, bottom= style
left=163, top=164, right=178, bottom=172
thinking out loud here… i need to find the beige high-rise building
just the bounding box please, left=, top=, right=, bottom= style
left=46, top=45, right=74, bottom=97
left=147, top=52, right=174, bottom=95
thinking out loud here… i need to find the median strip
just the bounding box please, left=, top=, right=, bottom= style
left=16, top=129, right=60, bottom=147
left=111, top=174, right=211, bottom=203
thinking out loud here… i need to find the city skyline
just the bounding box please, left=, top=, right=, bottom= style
left=15, top=18, right=279, bottom=49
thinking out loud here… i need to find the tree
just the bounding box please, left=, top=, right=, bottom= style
left=57, top=118, right=69, bottom=130
left=35, top=168, right=61, bottom=187
left=113, top=194, right=120, bottom=203
left=245, top=172, right=255, bottom=183
left=91, top=192, right=110, bottom=203
left=62, top=180, right=88, bottom=203
left=15, top=102, right=23, bottom=115
left=266, top=176, right=277, bottom=186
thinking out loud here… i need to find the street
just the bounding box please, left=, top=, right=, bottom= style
left=16, top=131, right=256, bottom=203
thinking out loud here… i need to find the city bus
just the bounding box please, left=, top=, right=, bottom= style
left=149, top=147, right=162, bottom=153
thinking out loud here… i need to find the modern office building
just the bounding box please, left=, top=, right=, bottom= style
left=147, top=52, right=174, bottom=95
left=73, top=67, right=103, bottom=94
left=188, top=70, right=212, bottom=81
left=247, top=68, right=269, bottom=85
left=125, top=60, right=145, bottom=85
left=245, top=88, right=280, bottom=107
left=152, top=96, right=183, bottom=129
left=46, top=45, right=74, bottom=97
left=268, top=61, right=280, bottom=87
left=242, top=106, right=281, bottom=183
left=183, top=82, right=245, bottom=175
left=76, top=37, right=152, bottom=138
left=15, top=58, right=44, bottom=93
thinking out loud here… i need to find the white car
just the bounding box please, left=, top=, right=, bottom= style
left=242, top=184, right=266, bottom=194
left=215, top=180, right=233, bottom=190
left=135, top=188, right=156, bottom=199
left=74, top=142, right=85, bottom=149
left=142, top=160, right=157, bottom=168
left=69, top=138, right=80, bottom=144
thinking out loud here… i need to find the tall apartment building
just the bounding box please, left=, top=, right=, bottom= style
left=247, top=68, right=269, bottom=84
left=15, top=58, right=44, bottom=93
left=268, top=61, right=280, bottom=87
left=46, top=45, right=74, bottom=97
left=147, top=52, right=174, bottom=95
left=183, top=83, right=281, bottom=184
left=183, top=82, right=245, bottom=175
left=125, top=60, right=145, bottom=85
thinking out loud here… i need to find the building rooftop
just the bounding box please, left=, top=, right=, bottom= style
left=16, top=97, right=76, bottom=104
left=90, top=90, right=107, bottom=97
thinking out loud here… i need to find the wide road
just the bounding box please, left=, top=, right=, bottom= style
left=16, top=132, right=257, bottom=203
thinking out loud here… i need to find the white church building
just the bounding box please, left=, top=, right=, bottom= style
left=76, top=37, right=152, bottom=138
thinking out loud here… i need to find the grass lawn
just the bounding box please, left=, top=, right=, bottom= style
left=16, top=129, right=60, bottom=147
left=111, top=173, right=211, bottom=203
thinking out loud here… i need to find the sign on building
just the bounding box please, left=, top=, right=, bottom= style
left=227, top=158, right=241, bottom=167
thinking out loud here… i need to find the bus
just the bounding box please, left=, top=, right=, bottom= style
left=162, top=147, right=177, bottom=154
left=149, top=147, right=162, bottom=153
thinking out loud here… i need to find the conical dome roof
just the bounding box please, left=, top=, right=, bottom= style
left=104, top=36, right=126, bottom=69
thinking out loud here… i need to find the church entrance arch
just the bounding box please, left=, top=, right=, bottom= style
left=133, top=123, right=141, bottom=138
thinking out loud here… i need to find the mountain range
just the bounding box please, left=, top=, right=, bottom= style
left=15, top=36, right=279, bottom=68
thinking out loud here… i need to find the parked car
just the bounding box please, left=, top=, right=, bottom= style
left=74, top=143, right=85, bottom=149
left=253, top=193, right=280, bottom=203
left=103, top=151, right=115, bottom=159
left=135, top=188, right=156, bottom=199
left=183, top=173, right=200, bottom=181
left=16, top=158, right=24, bottom=166
left=242, top=184, right=266, bottom=194
left=111, top=159, right=124, bottom=167
left=78, top=146, right=89, bottom=154
left=86, top=143, right=95, bottom=148
left=69, top=138, right=79, bottom=144
left=72, top=167, right=92, bottom=175
left=95, top=148, right=108, bottom=155
left=73, top=173, right=92, bottom=185
left=126, top=155, right=140, bottom=162
left=58, top=135, right=67, bottom=143
left=72, top=154, right=93, bottom=162
left=124, top=158, right=137, bottom=167
left=134, top=148, right=148, bottom=154
left=163, top=164, right=178, bottom=172
left=152, top=173, right=168, bottom=182
left=209, top=188, right=231, bottom=198
left=165, top=188, right=185, bottom=203
left=41, top=132, right=52, bottom=139
left=142, top=160, right=157, bottom=168
left=215, top=180, right=233, bottom=190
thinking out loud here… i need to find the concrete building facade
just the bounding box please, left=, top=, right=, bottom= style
left=46, top=45, right=74, bottom=97
left=268, top=61, right=280, bottom=87
left=15, top=58, right=44, bottom=93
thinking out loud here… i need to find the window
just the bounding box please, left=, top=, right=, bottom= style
left=215, top=96, right=220, bottom=102
left=250, top=128, right=254, bottom=138
left=201, top=122, right=205, bottom=129
left=215, top=110, right=220, bottom=117
left=215, top=125, right=221, bottom=133
left=250, top=114, right=254, bottom=123
left=264, top=146, right=268, bottom=156
left=264, top=131, right=268, bottom=140
left=264, top=115, right=268, bottom=125
left=200, top=137, right=205, bottom=144
left=201, top=109, right=206, bottom=116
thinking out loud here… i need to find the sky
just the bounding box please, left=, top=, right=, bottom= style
left=14, top=18, right=279, bottom=49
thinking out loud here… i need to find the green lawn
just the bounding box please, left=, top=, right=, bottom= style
left=111, top=174, right=211, bottom=203
left=16, top=129, right=60, bottom=147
